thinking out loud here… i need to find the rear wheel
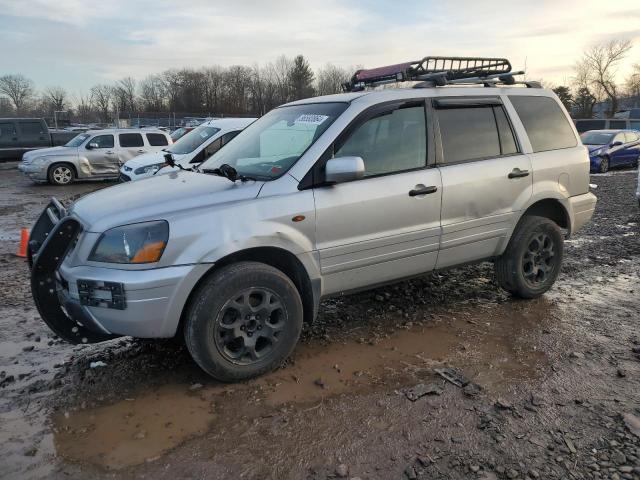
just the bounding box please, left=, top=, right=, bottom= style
left=599, top=156, right=609, bottom=173
left=495, top=215, right=564, bottom=299
left=184, top=261, right=303, bottom=382
left=48, top=163, right=75, bottom=185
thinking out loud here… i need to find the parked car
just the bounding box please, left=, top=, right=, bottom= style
left=120, top=118, right=256, bottom=181
left=637, top=167, right=640, bottom=206
left=18, top=128, right=172, bottom=185
left=170, top=127, right=195, bottom=142
left=0, top=118, right=78, bottom=160
left=580, top=129, right=640, bottom=173
left=27, top=57, right=596, bottom=382
left=574, top=118, right=640, bottom=133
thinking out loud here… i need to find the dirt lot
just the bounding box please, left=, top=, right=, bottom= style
left=0, top=163, right=639, bottom=480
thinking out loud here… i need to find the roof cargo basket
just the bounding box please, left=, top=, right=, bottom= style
left=343, top=56, right=530, bottom=91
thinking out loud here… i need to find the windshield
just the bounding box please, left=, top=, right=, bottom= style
left=581, top=132, right=613, bottom=145
left=167, top=126, right=220, bottom=154
left=200, top=102, right=348, bottom=180
left=65, top=133, right=90, bottom=147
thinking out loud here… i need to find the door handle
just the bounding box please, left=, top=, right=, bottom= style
left=137, top=149, right=146, bottom=153
left=105, top=151, right=115, bottom=154
left=408, top=185, right=438, bottom=197
left=508, top=168, right=530, bottom=179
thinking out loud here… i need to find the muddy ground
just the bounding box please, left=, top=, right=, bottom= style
left=0, top=163, right=639, bottom=480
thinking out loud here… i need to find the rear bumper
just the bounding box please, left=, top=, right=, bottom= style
left=568, top=192, right=597, bottom=235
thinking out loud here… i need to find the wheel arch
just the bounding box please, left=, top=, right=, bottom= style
left=176, top=246, right=320, bottom=338
left=520, top=198, right=570, bottom=235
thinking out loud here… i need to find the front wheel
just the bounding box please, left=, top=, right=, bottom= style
left=599, top=156, right=609, bottom=173
left=48, top=163, right=75, bottom=185
left=184, top=262, right=303, bottom=382
left=495, top=215, right=564, bottom=299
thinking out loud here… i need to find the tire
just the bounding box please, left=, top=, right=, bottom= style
left=495, top=215, right=564, bottom=299
left=599, top=156, right=609, bottom=174
left=48, top=163, right=75, bottom=185
left=184, top=261, right=303, bottom=382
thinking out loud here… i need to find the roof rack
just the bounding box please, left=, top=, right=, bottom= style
left=342, top=56, right=536, bottom=91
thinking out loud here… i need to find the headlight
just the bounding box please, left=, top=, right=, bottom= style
left=134, top=162, right=166, bottom=175
left=591, top=148, right=604, bottom=156
left=32, top=157, right=48, bottom=165
left=89, top=221, right=169, bottom=264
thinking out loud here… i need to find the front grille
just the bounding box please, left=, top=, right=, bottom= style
left=119, top=173, right=131, bottom=182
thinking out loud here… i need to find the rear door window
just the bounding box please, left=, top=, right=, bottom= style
left=436, top=106, right=504, bottom=163
left=146, top=133, right=169, bottom=146
left=119, top=133, right=144, bottom=148
left=509, top=96, right=577, bottom=152
left=624, top=131, right=639, bottom=142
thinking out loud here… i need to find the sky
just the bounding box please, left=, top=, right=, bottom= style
left=1, top=0, right=639, bottom=96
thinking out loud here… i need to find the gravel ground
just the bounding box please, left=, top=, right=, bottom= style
left=0, top=164, right=639, bottom=480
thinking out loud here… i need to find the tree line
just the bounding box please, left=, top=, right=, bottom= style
left=0, top=54, right=353, bottom=124
left=1, top=42, right=639, bottom=124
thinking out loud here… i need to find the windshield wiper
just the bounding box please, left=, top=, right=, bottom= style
left=201, top=164, right=257, bottom=182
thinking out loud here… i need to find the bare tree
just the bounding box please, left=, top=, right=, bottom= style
left=73, top=93, right=94, bottom=123
left=0, top=74, right=35, bottom=113
left=162, top=69, right=182, bottom=112
left=625, top=63, right=640, bottom=99
left=139, top=74, right=166, bottom=112
left=43, top=86, right=68, bottom=112
left=90, top=84, right=113, bottom=123
left=113, top=77, right=137, bottom=114
left=576, top=40, right=632, bottom=117
left=317, top=63, right=351, bottom=95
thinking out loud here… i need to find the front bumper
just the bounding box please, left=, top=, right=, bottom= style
left=589, top=155, right=603, bottom=172
left=18, top=162, right=47, bottom=180
left=28, top=198, right=211, bottom=343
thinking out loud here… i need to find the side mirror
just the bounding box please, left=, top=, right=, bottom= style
left=86, top=142, right=99, bottom=150
left=325, top=156, right=365, bottom=184
left=611, top=141, right=623, bottom=147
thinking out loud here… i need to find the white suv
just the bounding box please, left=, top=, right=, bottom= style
left=119, top=118, right=256, bottom=181
left=28, top=57, right=596, bottom=382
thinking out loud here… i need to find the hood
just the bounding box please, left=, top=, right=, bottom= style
left=586, top=144, right=606, bottom=153
left=71, top=170, right=264, bottom=232
left=23, top=146, right=78, bottom=161
left=123, top=151, right=186, bottom=169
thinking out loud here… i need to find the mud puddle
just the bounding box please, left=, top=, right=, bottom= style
left=51, top=299, right=553, bottom=470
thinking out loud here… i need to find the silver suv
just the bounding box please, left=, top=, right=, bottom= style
left=28, top=57, right=596, bottom=382
left=18, top=128, right=171, bottom=185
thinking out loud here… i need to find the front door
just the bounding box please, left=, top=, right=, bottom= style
left=313, top=100, right=442, bottom=295
left=433, top=97, right=533, bottom=268
left=84, top=134, right=118, bottom=176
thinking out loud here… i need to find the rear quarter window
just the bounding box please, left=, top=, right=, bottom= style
left=146, top=133, right=169, bottom=146
left=510, top=96, right=577, bottom=152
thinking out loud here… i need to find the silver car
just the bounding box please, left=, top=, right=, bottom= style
left=18, top=128, right=172, bottom=185
left=28, top=57, right=597, bottom=382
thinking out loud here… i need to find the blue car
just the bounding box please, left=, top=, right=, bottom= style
left=581, top=129, right=640, bottom=173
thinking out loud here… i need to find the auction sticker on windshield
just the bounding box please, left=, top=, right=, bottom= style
left=295, top=114, right=329, bottom=125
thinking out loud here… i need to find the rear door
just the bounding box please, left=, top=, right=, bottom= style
left=16, top=119, right=48, bottom=151
left=433, top=97, right=532, bottom=269
left=84, top=134, right=118, bottom=176
left=118, top=133, right=146, bottom=163
left=609, top=132, right=629, bottom=167
left=0, top=121, right=18, bottom=157
left=313, top=100, right=442, bottom=294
